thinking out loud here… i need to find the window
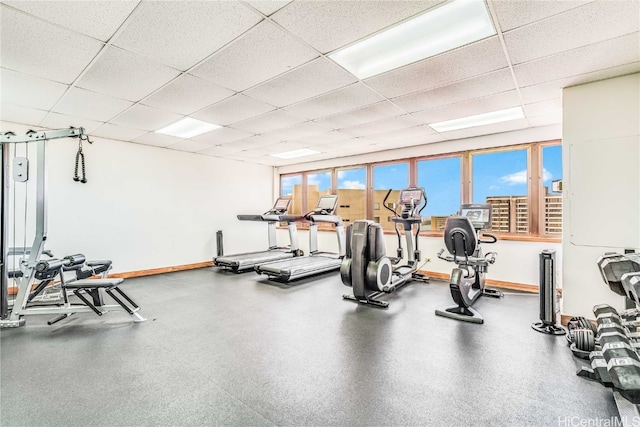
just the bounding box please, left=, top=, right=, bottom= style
left=307, top=170, right=332, bottom=211
left=279, top=140, right=560, bottom=240
left=472, top=149, right=528, bottom=233
left=542, top=145, right=562, bottom=235
left=373, top=163, right=409, bottom=230
left=280, top=174, right=302, bottom=215
left=417, top=156, right=461, bottom=230
left=337, top=167, right=366, bottom=225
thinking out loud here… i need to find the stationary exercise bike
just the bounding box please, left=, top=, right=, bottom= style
left=435, top=204, right=503, bottom=324
left=341, top=187, right=429, bottom=308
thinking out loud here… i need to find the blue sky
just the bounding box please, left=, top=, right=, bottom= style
left=282, top=146, right=562, bottom=213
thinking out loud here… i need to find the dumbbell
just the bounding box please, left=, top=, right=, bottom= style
left=577, top=350, right=612, bottom=386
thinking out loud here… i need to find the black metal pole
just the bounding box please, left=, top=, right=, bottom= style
left=1, top=142, right=8, bottom=319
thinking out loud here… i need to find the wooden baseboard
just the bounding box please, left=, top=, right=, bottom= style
left=109, top=261, right=214, bottom=279
left=422, top=270, right=540, bottom=294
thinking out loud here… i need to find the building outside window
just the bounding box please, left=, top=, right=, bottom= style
left=417, top=156, right=461, bottom=230
left=372, top=162, right=409, bottom=230
left=472, top=149, right=529, bottom=233
left=336, top=167, right=366, bottom=224
left=542, top=145, right=563, bottom=235
left=280, top=174, right=302, bottom=215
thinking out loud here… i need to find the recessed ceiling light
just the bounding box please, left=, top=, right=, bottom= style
left=271, top=148, right=320, bottom=159
left=155, top=117, right=221, bottom=138
left=329, top=0, right=496, bottom=79
left=429, top=107, right=525, bottom=132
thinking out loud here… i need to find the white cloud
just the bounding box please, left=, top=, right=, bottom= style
left=341, top=180, right=365, bottom=190
left=500, top=170, right=527, bottom=185
left=542, top=168, right=553, bottom=182
left=337, top=170, right=345, bottom=179
left=489, top=185, right=500, bottom=191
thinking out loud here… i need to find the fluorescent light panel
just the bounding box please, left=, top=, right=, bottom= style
left=271, top=148, right=320, bottom=159
left=156, top=117, right=221, bottom=138
left=329, top=0, right=496, bottom=79
left=429, top=106, right=525, bottom=132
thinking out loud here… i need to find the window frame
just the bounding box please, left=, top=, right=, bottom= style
left=277, top=140, right=562, bottom=242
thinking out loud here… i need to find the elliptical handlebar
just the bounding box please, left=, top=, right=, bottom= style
left=382, top=189, right=395, bottom=215
left=418, top=188, right=428, bottom=216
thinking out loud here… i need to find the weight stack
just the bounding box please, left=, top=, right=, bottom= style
left=532, top=249, right=566, bottom=335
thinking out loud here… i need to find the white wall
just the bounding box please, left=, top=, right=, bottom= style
left=1, top=121, right=274, bottom=274
left=277, top=228, right=561, bottom=288
left=562, top=73, right=640, bottom=318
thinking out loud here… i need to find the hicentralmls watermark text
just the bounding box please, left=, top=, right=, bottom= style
left=558, top=416, right=634, bottom=427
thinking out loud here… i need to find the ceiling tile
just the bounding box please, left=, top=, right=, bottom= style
left=53, top=87, right=134, bottom=122
left=260, top=121, right=331, bottom=142
left=190, top=127, right=255, bottom=144
left=191, top=94, right=276, bottom=126
left=218, top=134, right=279, bottom=150
left=504, top=1, right=640, bottom=65
left=438, top=118, right=530, bottom=140
left=527, top=111, right=563, bottom=128
left=341, top=115, right=423, bottom=138
left=76, top=46, right=181, bottom=102
left=40, top=112, right=104, bottom=133
left=314, top=101, right=405, bottom=130
left=244, top=58, right=358, bottom=107
left=166, top=139, right=217, bottom=153
left=142, top=74, right=234, bottom=115
left=91, top=123, right=148, bottom=141
left=289, top=130, right=352, bottom=145
left=0, top=6, right=104, bottom=84
left=373, top=132, right=445, bottom=148
left=367, top=125, right=438, bottom=143
left=365, top=36, right=509, bottom=98
left=0, top=68, right=68, bottom=110
left=191, top=21, right=318, bottom=91
left=283, top=82, right=385, bottom=120
left=3, top=1, right=139, bottom=41
left=513, top=32, right=640, bottom=87
left=523, top=99, right=562, bottom=118
left=260, top=141, right=308, bottom=154
left=411, top=90, right=521, bottom=124
left=245, top=1, right=292, bottom=16
left=230, top=109, right=304, bottom=134
left=0, top=103, right=48, bottom=125
left=112, top=1, right=262, bottom=70
left=198, top=145, right=244, bottom=157
left=132, top=132, right=183, bottom=148
left=492, top=0, right=593, bottom=32
left=271, top=0, right=441, bottom=53
left=391, top=69, right=515, bottom=113
left=109, top=104, right=182, bottom=132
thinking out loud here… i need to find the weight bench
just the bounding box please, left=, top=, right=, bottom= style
left=34, top=255, right=145, bottom=325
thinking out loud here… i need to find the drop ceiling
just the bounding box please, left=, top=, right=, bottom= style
left=0, top=0, right=638, bottom=167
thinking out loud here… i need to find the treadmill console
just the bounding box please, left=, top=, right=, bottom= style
left=314, top=195, right=338, bottom=215
left=271, top=198, right=291, bottom=214
left=459, top=204, right=492, bottom=230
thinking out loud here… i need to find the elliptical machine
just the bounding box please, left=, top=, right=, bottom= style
left=341, top=187, right=429, bottom=308
left=435, top=204, right=503, bottom=324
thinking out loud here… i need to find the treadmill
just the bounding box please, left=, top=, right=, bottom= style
left=255, top=195, right=345, bottom=282
left=214, top=198, right=301, bottom=272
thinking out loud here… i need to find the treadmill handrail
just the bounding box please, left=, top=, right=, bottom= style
left=309, top=214, right=343, bottom=226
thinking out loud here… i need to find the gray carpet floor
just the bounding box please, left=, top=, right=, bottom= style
left=1, top=267, right=618, bottom=426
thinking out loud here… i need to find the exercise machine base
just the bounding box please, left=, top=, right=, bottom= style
left=435, top=306, right=484, bottom=324
left=342, top=293, right=389, bottom=309
left=531, top=321, right=566, bottom=335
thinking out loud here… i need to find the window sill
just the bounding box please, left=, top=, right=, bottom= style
left=278, top=225, right=562, bottom=243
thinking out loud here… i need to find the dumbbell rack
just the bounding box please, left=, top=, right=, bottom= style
left=573, top=304, right=640, bottom=426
